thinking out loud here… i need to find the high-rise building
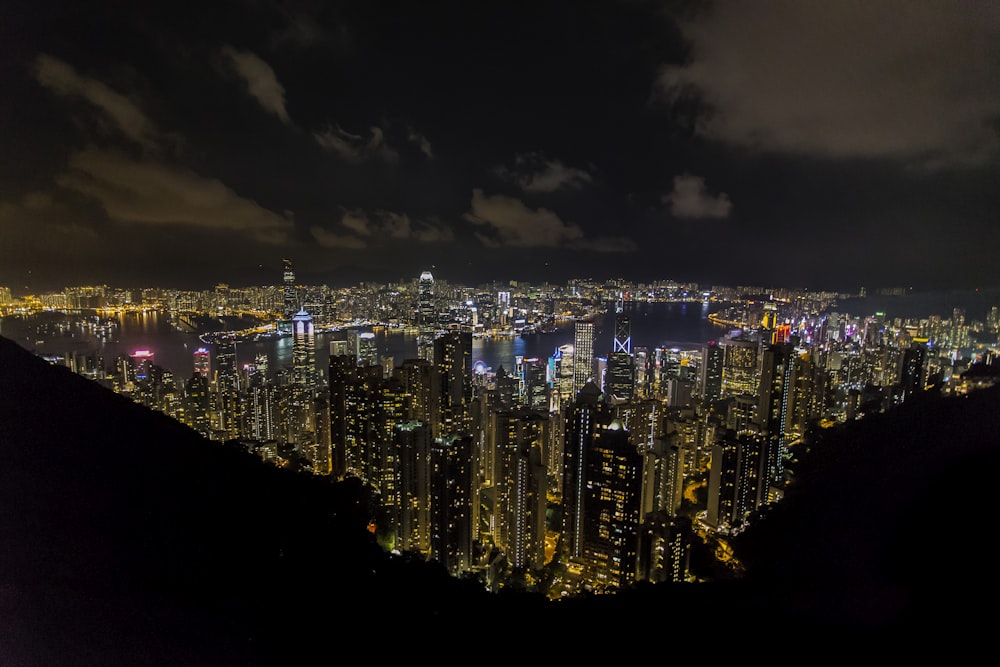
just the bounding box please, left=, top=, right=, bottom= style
left=699, top=340, right=724, bottom=404
left=490, top=408, right=549, bottom=571
left=193, top=347, right=211, bottom=379
left=292, top=309, right=316, bottom=390
left=417, top=271, right=435, bottom=363
left=562, top=380, right=612, bottom=561
left=282, top=258, right=297, bottom=319
left=434, top=329, right=473, bottom=436
left=572, top=320, right=595, bottom=397
left=429, top=433, right=475, bottom=576
left=581, top=417, right=642, bottom=591
left=606, top=313, right=634, bottom=402
left=720, top=335, right=759, bottom=397
left=392, top=420, right=433, bottom=555
left=756, top=342, right=795, bottom=495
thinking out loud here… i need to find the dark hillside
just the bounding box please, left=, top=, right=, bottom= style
left=2, top=333, right=998, bottom=662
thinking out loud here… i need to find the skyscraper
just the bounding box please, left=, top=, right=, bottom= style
left=434, top=329, right=473, bottom=437
left=193, top=347, right=211, bottom=379
left=606, top=313, right=634, bottom=402
left=417, top=271, right=435, bottom=363
left=699, top=340, right=724, bottom=405
left=283, top=258, right=297, bottom=319
left=581, top=417, right=642, bottom=591
left=572, top=320, right=595, bottom=398
left=292, top=309, right=316, bottom=390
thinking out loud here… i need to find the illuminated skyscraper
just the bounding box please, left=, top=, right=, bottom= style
left=283, top=258, right=297, bottom=319
left=581, top=417, right=641, bottom=591
left=129, top=350, right=154, bottom=382
left=292, top=309, right=316, bottom=390
left=606, top=313, right=634, bottom=402
left=434, top=329, right=473, bottom=436
left=429, top=433, right=475, bottom=576
left=215, top=336, right=238, bottom=393
left=756, top=341, right=795, bottom=497
left=193, top=347, right=211, bottom=379
left=491, top=408, right=548, bottom=571
left=214, top=334, right=240, bottom=440
left=572, top=320, right=595, bottom=397
left=417, top=271, right=435, bottom=363
left=699, top=340, right=724, bottom=405
left=562, top=380, right=611, bottom=560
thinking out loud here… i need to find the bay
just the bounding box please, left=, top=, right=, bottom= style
left=0, top=300, right=730, bottom=382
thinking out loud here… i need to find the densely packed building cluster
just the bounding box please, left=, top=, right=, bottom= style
left=3, top=270, right=998, bottom=597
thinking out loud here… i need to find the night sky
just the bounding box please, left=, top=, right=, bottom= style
left=2, top=0, right=999, bottom=293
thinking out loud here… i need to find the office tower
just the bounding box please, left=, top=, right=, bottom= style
left=606, top=313, right=634, bottom=402
left=699, top=340, right=724, bottom=405
left=580, top=418, right=642, bottom=591
left=490, top=408, right=549, bottom=572
left=282, top=258, right=297, bottom=319
left=572, top=320, right=595, bottom=397
left=434, top=329, right=473, bottom=436
left=329, top=338, right=349, bottom=358
left=347, top=330, right=379, bottom=367
left=561, top=380, right=612, bottom=561
left=129, top=349, right=154, bottom=382
left=417, top=271, right=436, bottom=363
left=520, top=356, right=549, bottom=410
left=292, top=309, right=316, bottom=390
left=429, top=433, right=475, bottom=576
left=193, top=347, right=211, bottom=378
left=719, top=335, right=759, bottom=397
left=215, top=335, right=238, bottom=392
left=633, top=347, right=649, bottom=398
left=393, top=420, right=432, bottom=555
left=552, top=344, right=574, bottom=407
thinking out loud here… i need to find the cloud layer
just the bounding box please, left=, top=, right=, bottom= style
left=657, top=1, right=1000, bottom=166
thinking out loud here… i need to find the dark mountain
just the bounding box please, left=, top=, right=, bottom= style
left=1, top=333, right=997, bottom=663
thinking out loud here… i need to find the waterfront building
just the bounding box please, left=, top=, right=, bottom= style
left=606, top=312, right=634, bottom=403
left=417, top=271, right=436, bottom=363
left=292, top=309, right=316, bottom=391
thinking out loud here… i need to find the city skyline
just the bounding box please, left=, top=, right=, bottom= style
left=2, top=1, right=999, bottom=293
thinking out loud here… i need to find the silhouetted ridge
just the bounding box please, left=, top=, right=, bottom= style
left=2, top=334, right=998, bottom=662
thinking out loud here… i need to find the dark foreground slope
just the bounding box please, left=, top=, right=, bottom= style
left=2, top=333, right=999, bottom=663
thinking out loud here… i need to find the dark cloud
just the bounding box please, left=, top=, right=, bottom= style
left=219, top=45, right=291, bottom=124
left=664, top=174, right=732, bottom=219
left=497, top=152, right=593, bottom=193
left=656, top=1, right=1000, bottom=167
left=34, top=53, right=160, bottom=151
left=55, top=148, right=295, bottom=244
left=0, top=0, right=996, bottom=291
left=313, top=124, right=398, bottom=162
